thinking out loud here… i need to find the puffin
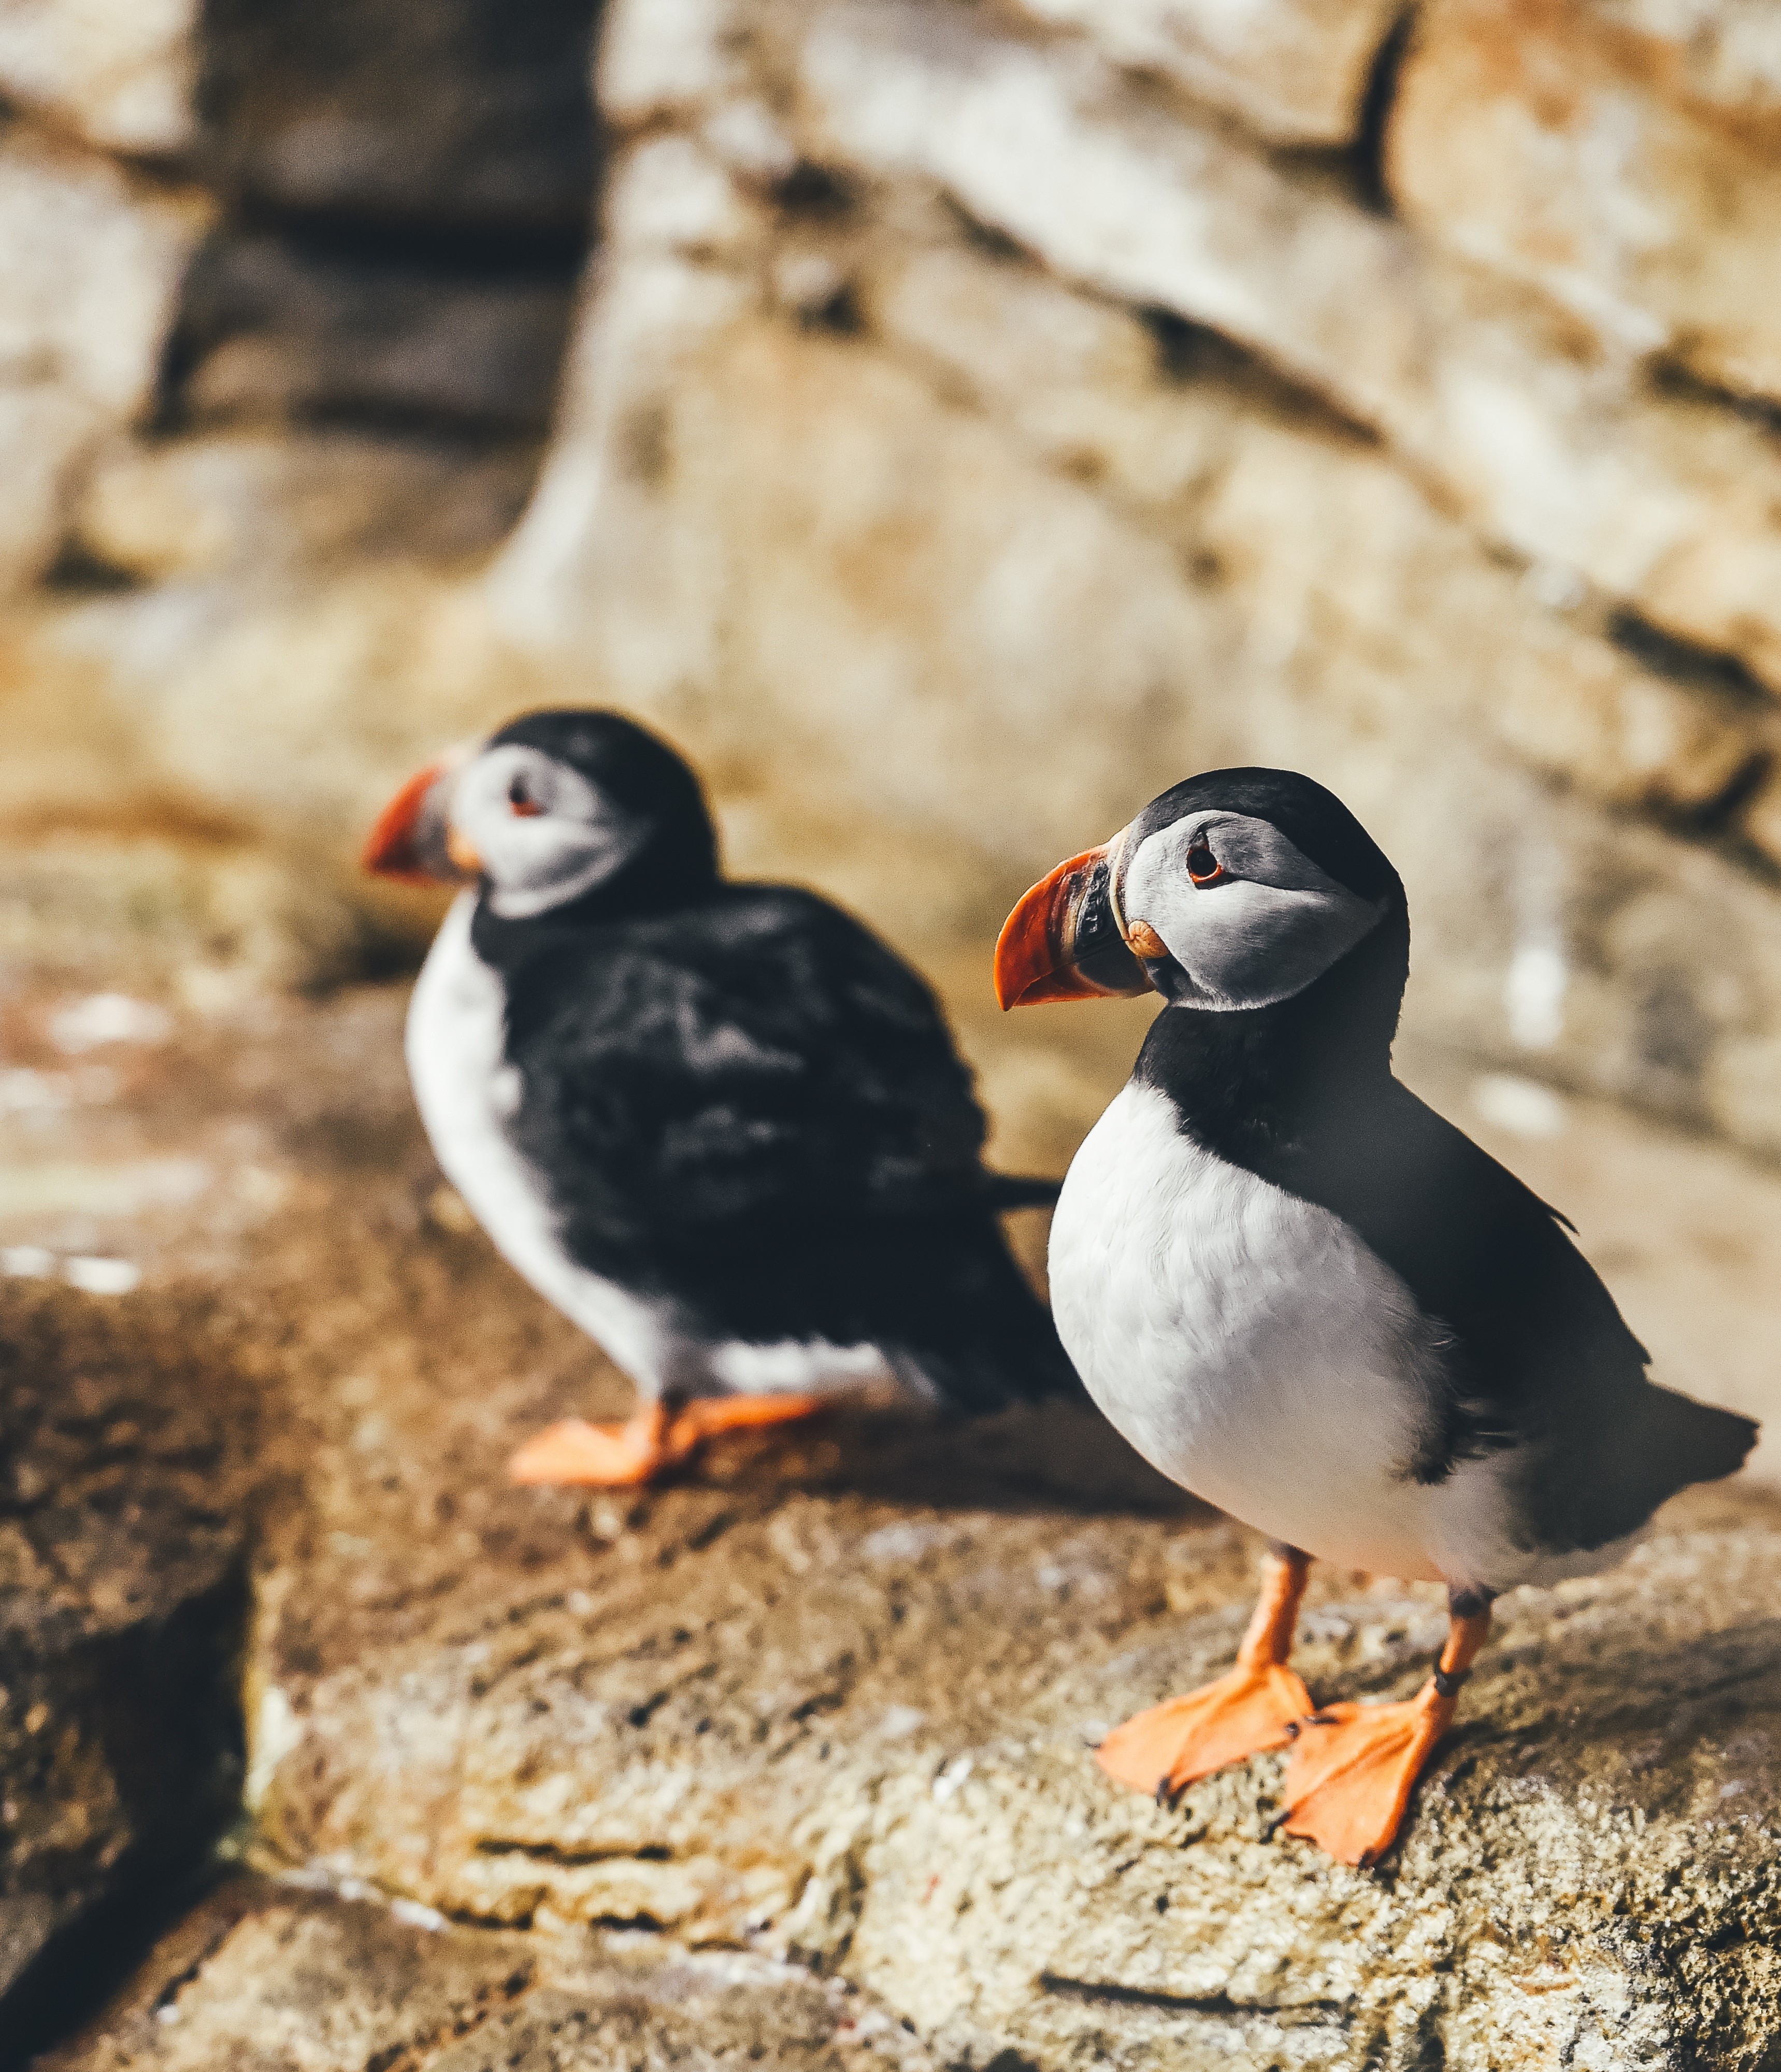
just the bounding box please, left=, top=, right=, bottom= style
left=994, top=767, right=1757, bottom=1864
left=362, top=707, right=1076, bottom=1486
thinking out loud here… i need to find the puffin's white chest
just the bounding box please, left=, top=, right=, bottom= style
left=1049, top=1082, right=1452, bottom=1579
left=406, top=895, right=672, bottom=1389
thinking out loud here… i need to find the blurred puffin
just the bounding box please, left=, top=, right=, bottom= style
left=996, top=768, right=1756, bottom=1864
left=364, top=708, right=1074, bottom=1486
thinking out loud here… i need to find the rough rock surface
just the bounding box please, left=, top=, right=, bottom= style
left=0, top=0, right=195, bottom=157
left=39, top=1876, right=936, bottom=2072
left=1003, top=0, right=1403, bottom=145
left=0, top=126, right=207, bottom=593
left=7, top=983, right=1781, bottom=2066
left=243, top=1405, right=1781, bottom=2068
left=1391, top=0, right=1781, bottom=404
left=0, top=1284, right=249, bottom=2020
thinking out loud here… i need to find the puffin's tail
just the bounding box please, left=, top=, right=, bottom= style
left=1655, top=1388, right=1760, bottom=1489
left=1563, top=1384, right=1759, bottom=1551
left=886, top=1210, right=1084, bottom=1415
left=918, top=1311, right=1086, bottom=1415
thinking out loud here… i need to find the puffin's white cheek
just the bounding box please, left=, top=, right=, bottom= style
left=1139, top=879, right=1279, bottom=989
left=1148, top=884, right=1380, bottom=1009
left=1199, top=893, right=1346, bottom=997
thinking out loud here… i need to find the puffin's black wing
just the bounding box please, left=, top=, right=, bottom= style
left=499, top=885, right=1075, bottom=1409
left=1277, top=1081, right=1755, bottom=1553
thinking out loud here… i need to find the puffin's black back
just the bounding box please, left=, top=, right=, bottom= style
left=1135, top=769, right=1755, bottom=1552
left=473, top=711, right=1075, bottom=1410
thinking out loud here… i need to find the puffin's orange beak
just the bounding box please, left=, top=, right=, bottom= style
left=362, top=759, right=469, bottom=883
left=994, top=835, right=1153, bottom=1010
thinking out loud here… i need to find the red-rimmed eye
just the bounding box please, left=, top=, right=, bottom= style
left=1187, top=843, right=1224, bottom=885
left=509, top=775, right=545, bottom=818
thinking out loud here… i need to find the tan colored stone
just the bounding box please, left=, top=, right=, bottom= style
left=0, top=387, right=103, bottom=594
left=865, top=236, right=1763, bottom=817
left=1594, top=0, right=1781, bottom=117
left=1390, top=0, right=1781, bottom=402
left=1006, top=0, right=1402, bottom=143
left=75, top=432, right=543, bottom=583
left=0, top=131, right=203, bottom=425
left=13, top=954, right=1781, bottom=2062
left=38, top=1881, right=540, bottom=2071
left=0, top=0, right=196, bottom=156
left=80, top=986, right=1769, bottom=2066
left=794, top=3, right=1406, bottom=412
left=788, top=0, right=1781, bottom=697
left=600, top=0, right=750, bottom=131
left=41, top=1874, right=937, bottom=2072
left=0, top=127, right=209, bottom=593
left=1739, top=761, right=1781, bottom=870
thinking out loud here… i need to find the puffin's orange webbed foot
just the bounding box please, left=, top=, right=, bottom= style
left=507, top=1393, right=827, bottom=1488
left=1279, top=1599, right=1491, bottom=1865
left=508, top=1405, right=692, bottom=1487
left=1098, top=1658, right=1313, bottom=1795
left=1098, top=1545, right=1313, bottom=1797
left=1279, top=1687, right=1452, bottom=1864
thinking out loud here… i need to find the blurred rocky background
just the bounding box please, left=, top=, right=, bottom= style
left=6, top=0, right=1781, bottom=1153
left=7, top=0, right=1781, bottom=2064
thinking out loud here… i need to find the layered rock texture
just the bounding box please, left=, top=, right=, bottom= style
left=5, top=985, right=1781, bottom=2066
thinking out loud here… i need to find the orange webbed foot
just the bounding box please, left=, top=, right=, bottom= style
left=1278, top=1685, right=1453, bottom=1865
left=508, top=1408, right=692, bottom=1487
left=507, top=1394, right=828, bottom=1489
left=1097, top=1658, right=1314, bottom=1797
left=1098, top=1546, right=1314, bottom=1797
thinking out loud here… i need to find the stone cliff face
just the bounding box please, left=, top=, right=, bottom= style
left=5, top=0, right=1781, bottom=1163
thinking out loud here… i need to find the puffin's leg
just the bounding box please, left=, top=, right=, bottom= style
left=1097, top=1545, right=1314, bottom=1798
left=1279, top=1587, right=1493, bottom=1865
left=508, top=1394, right=827, bottom=1487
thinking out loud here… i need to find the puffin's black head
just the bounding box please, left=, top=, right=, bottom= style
left=995, top=767, right=1403, bottom=1016
left=363, top=708, right=718, bottom=920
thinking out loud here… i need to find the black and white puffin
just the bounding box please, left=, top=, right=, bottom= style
left=995, top=767, right=1757, bottom=1864
left=363, top=708, right=1074, bottom=1486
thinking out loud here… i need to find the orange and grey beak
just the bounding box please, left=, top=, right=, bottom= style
left=994, top=834, right=1155, bottom=1010
left=362, top=757, right=477, bottom=884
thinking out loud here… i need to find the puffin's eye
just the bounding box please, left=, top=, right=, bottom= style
left=1187, top=842, right=1224, bottom=886
left=509, top=773, right=545, bottom=818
